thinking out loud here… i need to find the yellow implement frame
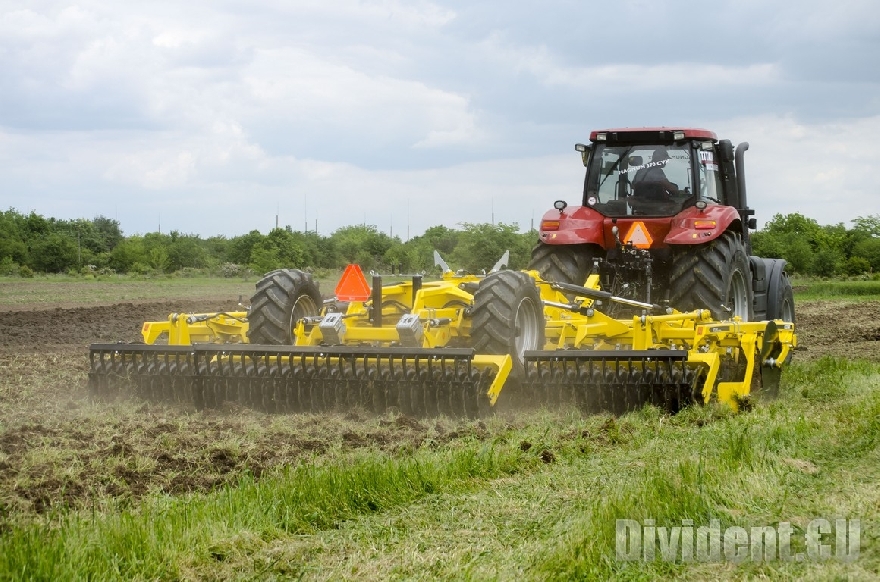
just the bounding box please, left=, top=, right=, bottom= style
left=141, top=312, right=249, bottom=345
left=131, top=267, right=796, bottom=413
left=534, top=277, right=797, bottom=409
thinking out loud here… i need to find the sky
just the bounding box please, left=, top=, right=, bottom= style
left=1, top=0, right=878, bottom=238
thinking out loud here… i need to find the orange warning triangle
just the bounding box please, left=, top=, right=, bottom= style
left=335, top=264, right=372, bottom=301
left=623, top=221, right=653, bottom=249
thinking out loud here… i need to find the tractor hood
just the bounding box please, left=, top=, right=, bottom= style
left=537, top=204, right=741, bottom=250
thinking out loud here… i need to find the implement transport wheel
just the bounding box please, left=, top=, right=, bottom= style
left=471, top=270, right=545, bottom=379
left=248, top=269, right=323, bottom=345
left=527, top=242, right=596, bottom=286
left=669, top=231, right=753, bottom=321
left=768, top=270, right=795, bottom=324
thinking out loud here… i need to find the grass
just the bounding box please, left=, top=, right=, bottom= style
left=1, top=276, right=877, bottom=579
left=0, top=444, right=530, bottom=580
left=1, top=357, right=877, bottom=580
left=793, top=278, right=880, bottom=301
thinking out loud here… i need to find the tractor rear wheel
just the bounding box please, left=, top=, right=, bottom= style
left=527, top=242, right=595, bottom=285
left=248, top=269, right=323, bottom=345
left=471, top=270, right=544, bottom=378
left=669, top=232, right=753, bottom=321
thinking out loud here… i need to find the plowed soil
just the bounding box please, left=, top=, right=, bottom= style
left=0, top=297, right=877, bottom=521
left=794, top=300, right=880, bottom=361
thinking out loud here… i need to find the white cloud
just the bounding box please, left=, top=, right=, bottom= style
left=712, top=114, right=880, bottom=227
left=0, top=0, right=878, bottom=240
left=480, top=32, right=780, bottom=91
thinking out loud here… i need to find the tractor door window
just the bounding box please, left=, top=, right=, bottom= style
left=584, top=144, right=693, bottom=217
left=698, top=147, right=723, bottom=203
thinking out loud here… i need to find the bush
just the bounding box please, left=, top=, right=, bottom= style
left=844, top=256, right=871, bottom=276
left=0, top=256, right=18, bottom=276
left=19, top=265, right=34, bottom=278
left=220, top=262, right=244, bottom=278
left=129, top=262, right=153, bottom=276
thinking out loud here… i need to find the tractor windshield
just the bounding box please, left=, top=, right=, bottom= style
left=583, top=144, right=694, bottom=217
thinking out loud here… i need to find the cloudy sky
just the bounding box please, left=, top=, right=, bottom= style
left=1, top=0, right=878, bottom=238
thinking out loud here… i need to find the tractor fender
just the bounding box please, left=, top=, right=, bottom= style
left=663, top=206, right=741, bottom=246
left=536, top=206, right=606, bottom=246
left=764, top=258, right=792, bottom=320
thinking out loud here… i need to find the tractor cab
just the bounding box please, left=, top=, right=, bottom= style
left=577, top=128, right=726, bottom=218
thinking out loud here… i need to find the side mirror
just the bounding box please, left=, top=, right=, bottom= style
left=575, top=143, right=591, bottom=167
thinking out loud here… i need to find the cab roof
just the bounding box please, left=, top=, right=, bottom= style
left=589, top=127, right=718, bottom=143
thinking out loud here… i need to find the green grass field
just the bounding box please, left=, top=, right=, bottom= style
left=1, top=358, right=877, bottom=580
left=0, top=276, right=877, bottom=580
left=792, top=277, right=880, bottom=301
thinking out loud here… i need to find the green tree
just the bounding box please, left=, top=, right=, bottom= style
left=166, top=232, right=209, bottom=270
left=110, top=237, right=147, bottom=272
left=753, top=213, right=832, bottom=275
left=852, top=238, right=880, bottom=272
left=248, top=228, right=308, bottom=274
left=401, top=225, right=461, bottom=271
left=852, top=214, right=880, bottom=238
left=229, top=230, right=265, bottom=265
left=331, top=225, right=396, bottom=270
left=91, top=216, right=124, bottom=252
left=149, top=247, right=170, bottom=272
left=0, top=209, right=29, bottom=265
left=29, top=232, right=78, bottom=272
left=451, top=223, right=532, bottom=272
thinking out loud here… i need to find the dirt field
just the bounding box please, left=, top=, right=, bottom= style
left=0, top=296, right=495, bottom=521
left=0, top=297, right=877, bottom=521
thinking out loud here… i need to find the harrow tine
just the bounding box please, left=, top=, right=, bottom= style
left=523, top=349, right=698, bottom=415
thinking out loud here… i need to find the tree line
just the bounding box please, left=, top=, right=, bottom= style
left=0, top=209, right=537, bottom=277
left=751, top=213, right=880, bottom=277
left=1, top=208, right=878, bottom=278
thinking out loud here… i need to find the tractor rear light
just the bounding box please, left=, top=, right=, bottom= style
left=694, top=220, right=716, bottom=230
left=673, top=131, right=685, bottom=141
left=541, top=220, right=560, bottom=231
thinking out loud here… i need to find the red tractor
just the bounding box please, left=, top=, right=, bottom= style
left=529, top=127, right=795, bottom=323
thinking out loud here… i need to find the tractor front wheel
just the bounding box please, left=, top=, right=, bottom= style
left=248, top=269, right=323, bottom=345
left=669, top=232, right=753, bottom=321
left=471, top=270, right=545, bottom=379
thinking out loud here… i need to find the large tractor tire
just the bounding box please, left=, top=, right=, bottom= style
left=669, top=231, right=754, bottom=321
left=471, top=270, right=545, bottom=379
left=248, top=269, right=323, bottom=345
left=527, top=242, right=595, bottom=285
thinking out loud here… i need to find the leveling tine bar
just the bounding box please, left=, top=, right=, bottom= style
left=524, top=349, right=701, bottom=414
